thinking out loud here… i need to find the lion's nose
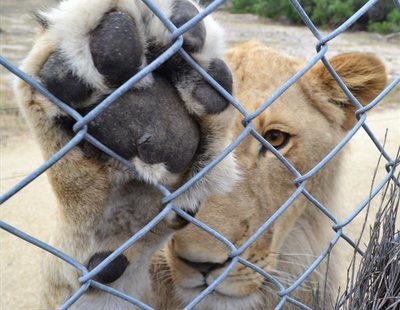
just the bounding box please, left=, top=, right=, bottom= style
left=178, top=256, right=226, bottom=276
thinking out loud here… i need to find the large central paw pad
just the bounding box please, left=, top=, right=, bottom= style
left=35, top=0, right=238, bottom=208
left=79, top=77, right=201, bottom=174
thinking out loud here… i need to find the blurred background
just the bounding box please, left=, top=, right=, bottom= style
left=227, top=0, right=400, bottom=33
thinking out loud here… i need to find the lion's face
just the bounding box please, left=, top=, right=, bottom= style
left=154, top=42, right=387, bottom=309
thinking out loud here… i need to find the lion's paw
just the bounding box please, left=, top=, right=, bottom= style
left=35, top=0, right=239, bottom=211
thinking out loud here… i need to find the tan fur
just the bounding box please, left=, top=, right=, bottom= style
left=151, top=41, right=388, bottom=309
left=14, top=1, right=238, bottom=308
left=16, top=1, right=387, bottom=307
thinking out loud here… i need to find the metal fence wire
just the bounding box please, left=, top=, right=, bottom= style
left=1, top=0, right=400, bottom=309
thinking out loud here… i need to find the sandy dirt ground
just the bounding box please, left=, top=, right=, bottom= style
left=1, top=1, right=399, bottom=309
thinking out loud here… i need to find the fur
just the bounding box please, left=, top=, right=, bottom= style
left=151, top=42, right=388, bottom=309
left=15, top=0, right=237, bottom=308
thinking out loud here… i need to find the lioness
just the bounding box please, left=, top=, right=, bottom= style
left=15, top=0, right=238, bottom=308
left=152, top=42, right=387, bottom=309
left=15, top=0, right=387, bottom=308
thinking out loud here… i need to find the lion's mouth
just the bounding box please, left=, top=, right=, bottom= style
left=179, top=283, right=248, bottom=299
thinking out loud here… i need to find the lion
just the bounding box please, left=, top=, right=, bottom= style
left=15, top=0, right=239, bottom=308
left=151, top=41, right=388, bottom=309
left=15, top=0, right=387, bottom=308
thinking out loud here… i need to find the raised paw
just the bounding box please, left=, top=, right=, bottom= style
left=170, top=0, right=206, bottom=52
left=39, top=51, right=93, bottom=106
left=90, top=11, right=144, bottom=87
left=16, top=2, right=239, bottom=307
left=192, top=58, right=233, bottom=114
left=78, top=76, right=201, bottom=174
left=34, top=0, right=238, bottom=210
left=87, top=252, right=129, bottom=284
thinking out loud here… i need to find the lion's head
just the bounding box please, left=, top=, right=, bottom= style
left=151, top=41, right=387, bottom=309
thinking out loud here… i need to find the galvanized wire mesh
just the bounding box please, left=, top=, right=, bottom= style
left=1, top=0, right=399, bottom=309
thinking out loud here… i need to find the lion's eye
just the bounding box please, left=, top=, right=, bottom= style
left=261, top=130, right=290, bottom=152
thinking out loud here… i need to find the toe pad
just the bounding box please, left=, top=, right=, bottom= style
left=90, top=11, right=144, bottom=87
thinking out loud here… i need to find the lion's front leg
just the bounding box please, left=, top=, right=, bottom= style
left=15, top=0, right=237, bottom=308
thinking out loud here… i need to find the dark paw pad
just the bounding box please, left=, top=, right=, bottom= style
left=193, top=58, right=233, bottom=114
left=171, top=0, right=206, bottom=52
left=90, top=11, right=144, bottom=87
left=87, top=251, right=129, bottom=284
left=39, top=51, right=93, bottom=107
left=86, top=75, right=200, bottom=174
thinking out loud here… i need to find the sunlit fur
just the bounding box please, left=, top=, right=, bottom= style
left=151, top=41, right=388, bottom=309
left=15, top=0, right=237, bottom=308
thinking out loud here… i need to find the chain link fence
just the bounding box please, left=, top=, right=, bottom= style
left=1, top=0, right=399, bottom=309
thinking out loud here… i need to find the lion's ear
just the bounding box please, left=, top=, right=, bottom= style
left=307, top=53, right=387, bottom=130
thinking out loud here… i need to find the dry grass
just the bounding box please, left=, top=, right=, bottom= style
left=335, top=154, right=400, bottom=309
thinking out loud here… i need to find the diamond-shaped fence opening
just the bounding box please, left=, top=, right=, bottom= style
left=1, top=0, right=399, bottom=309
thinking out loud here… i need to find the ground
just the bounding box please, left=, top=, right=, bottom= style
left=0, top=1, right=399, bottom=309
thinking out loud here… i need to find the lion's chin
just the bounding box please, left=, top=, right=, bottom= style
left=175, top=284, right=263, bottom=310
